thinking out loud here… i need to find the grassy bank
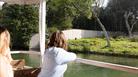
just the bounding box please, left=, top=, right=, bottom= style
left=68, top=37, right=138, bottom=57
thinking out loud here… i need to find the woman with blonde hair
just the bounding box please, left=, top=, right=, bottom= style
left=38, top=31, right=77, bottom=77
left=0, top=26, right=13, bottom=77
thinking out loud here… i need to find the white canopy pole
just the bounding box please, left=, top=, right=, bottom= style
left=39, top=0, right=46, bottom=66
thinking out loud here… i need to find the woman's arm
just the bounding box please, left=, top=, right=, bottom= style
left=6, top=48, right=13, bottom=63
left=55, top=48, right=77, bottom=65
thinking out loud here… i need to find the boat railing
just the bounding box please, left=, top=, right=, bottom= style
left=76, top=58, right=138, bottom=74
left=11, top=51, right=138, bottom=74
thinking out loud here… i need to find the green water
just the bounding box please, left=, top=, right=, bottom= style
left=12, top=54, right=138, bottom=77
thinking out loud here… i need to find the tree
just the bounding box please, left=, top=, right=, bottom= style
left=2, top=4, right=39, bottom=50
left=47, top=0, right=93, bottom=30
left=65, top=0, right=111, bottom=47
left=92, top=0, right=111, bottom=47
left=124, top=8, right=138, bottom=38
left=62, top=0, right=111, bottom=47
left=47, top=0, right=72, bottom=30
left=100, top=0, right=138, bottom=32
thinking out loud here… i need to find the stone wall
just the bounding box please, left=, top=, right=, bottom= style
left=29, top=29, right=138, bottom=50
left=63, top=29, right=104, bottom=40
left=62, top=29, right=128, bottom=39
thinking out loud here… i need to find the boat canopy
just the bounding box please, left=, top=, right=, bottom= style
left=1, top=0, right=40, bottom=5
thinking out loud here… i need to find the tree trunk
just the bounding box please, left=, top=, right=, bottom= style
left=125, top=18, right=133, bottom=38
left=93, top=10, right=111, bottom=47
left=124, top=11, right=133, bottom=38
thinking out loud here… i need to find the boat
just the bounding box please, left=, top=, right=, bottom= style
left=14, top=68, right=40, bottom=77
left=12, top=59, right=40, bottom=77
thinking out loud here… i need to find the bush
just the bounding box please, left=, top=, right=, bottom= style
left=130, top=37, right=138, bottom=42
left=2, top=5, right=39, bottom=50
left=83, top=45, right=91, bottom=52
left=68, top=38, right=138, bottom=55
left=47, top=27, right=58, bottom=35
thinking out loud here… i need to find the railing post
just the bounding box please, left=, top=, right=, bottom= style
left=39, top=0, right=46, bottom=66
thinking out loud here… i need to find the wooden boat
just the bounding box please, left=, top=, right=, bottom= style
left=12, top=60, right=41, bottom=77
left=14, top=68, right=40, bottom=77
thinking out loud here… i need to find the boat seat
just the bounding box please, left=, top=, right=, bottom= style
left=11, top=59, right=25, bottom=70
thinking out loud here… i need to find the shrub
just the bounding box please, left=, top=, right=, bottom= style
left=2, top=5, right=39, bottom=50
left=130, top=37, right=138, bottom=42
left=68, top=38, right=138, bottom=55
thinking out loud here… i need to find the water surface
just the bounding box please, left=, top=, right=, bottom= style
left=12, top=53, right=138, bottom=77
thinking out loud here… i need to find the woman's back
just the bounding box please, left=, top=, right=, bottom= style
left=38, top=31, right=77, bottom=77
left=38, top=47, right=76, bottom=77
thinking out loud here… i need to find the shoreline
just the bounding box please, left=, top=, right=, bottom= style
left=70, top=50, right=138, bottom=59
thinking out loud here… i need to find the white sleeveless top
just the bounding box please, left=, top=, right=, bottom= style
left=38, top=47, right=77, bottom=77
left=0, top=48, right=13, bottom=77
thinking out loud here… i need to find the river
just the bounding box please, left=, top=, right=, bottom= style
left=12, top=53, right=138, bottom=77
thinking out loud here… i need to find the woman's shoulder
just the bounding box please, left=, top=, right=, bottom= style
left=47, top=47, right=64, bottom=51
left=45, top=47, right=65, bottom=54
left=50, top=47, right=66, bottom=54
left=54, top=47, right=65, bottom=51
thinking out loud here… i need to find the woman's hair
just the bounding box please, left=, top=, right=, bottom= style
left=47, top=31, right=67, bottom=50
left=0, top=26, right=10, bottom=54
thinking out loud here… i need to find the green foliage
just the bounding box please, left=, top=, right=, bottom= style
left=47, top=27, right=58, bottom=36
left=130, top=37, right=138, bottom=42
left=0, top=10, right=2, bottom=23
left=65, top=0, right=93, bottom=18
left=47, top=0, right=93, bottom=30
left=68, top=37, right=138, bottom=55
left=100, top=0, right=138, bottom=32
left=83, top=44, right=91, bottom=52
left=2, top=4, right=39, bottom=50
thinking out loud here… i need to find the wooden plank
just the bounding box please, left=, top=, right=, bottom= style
left=14, top=68, right=40, bottom=77
left=76, top=58, right=138, bottom=74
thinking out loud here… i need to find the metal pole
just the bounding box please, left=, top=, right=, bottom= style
left=39, top=0, right=46, bottom=66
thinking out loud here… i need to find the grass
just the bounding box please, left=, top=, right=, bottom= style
left=68, top=37, right=138, bottom=56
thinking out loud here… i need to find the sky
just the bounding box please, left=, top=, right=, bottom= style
left=101, top=0, right=109, bottom=8
left=92, top=0, right=110, bottom=8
